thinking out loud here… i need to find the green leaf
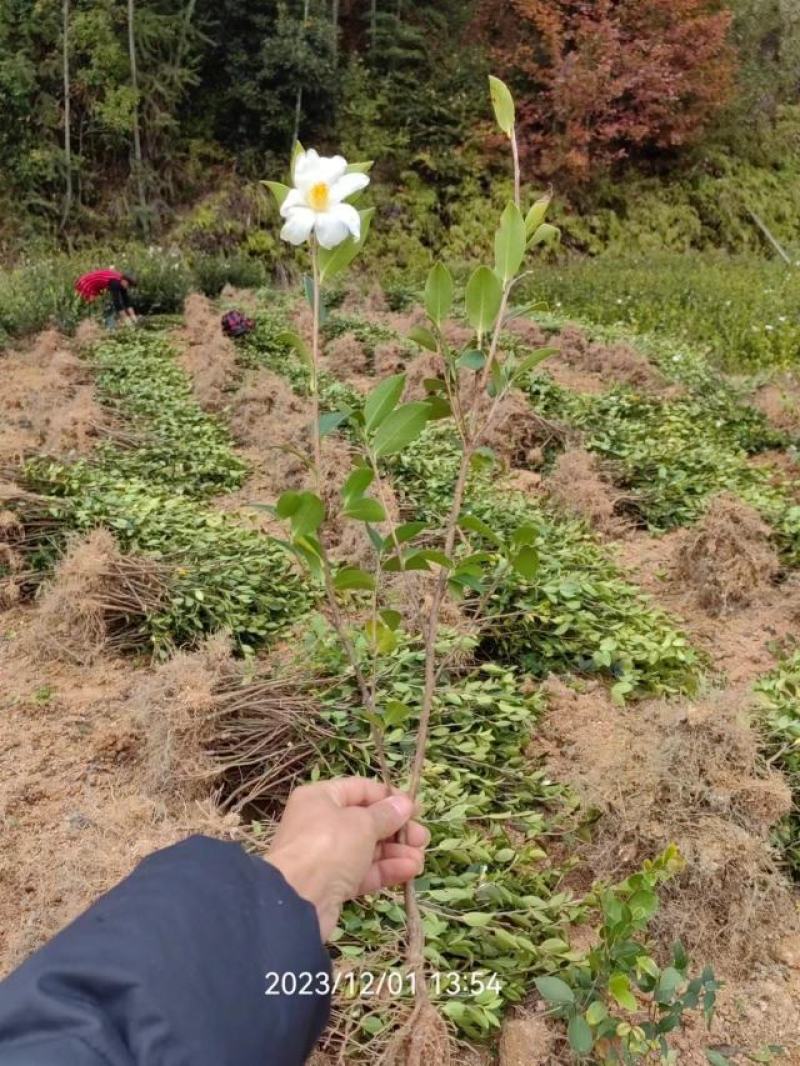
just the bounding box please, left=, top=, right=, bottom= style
left=365, top=373, right=406, bottom=431
left=408, top=325, right=438, bottom=352
left=515, top=347, right=559, bottom=376
left=425, top=395, right=452, bottom=420
left=276, top=490, right=302, bottom=518
left=425, top=262, right=453, bottom=326
left=457, top=349, right=486, bottom=371
left=346, top=160, right=374, bottom=174
left=379, top=609, right=402, bottom=630
left=568, top=1015, right=594, bottom=1056
left=319, top=410, right=350, bottom=436
left=488, top=74, right=515, bottom=136
left=525, top=191, right=552, bottom=236
left=342, top=467, right=374, bottom=501
left=291, top=492, right=325, bottom=537
left=319, top=208, right=375, bottom=282
left=393, top=521, right=426, bottom=544
left=384, top=699, right=412, bottom=726
left=459, top=513, right=502, bottom=545
left=706, top=1053, right=730, bottom=1066
left=511, top=523, right=538, bottom=546
left=262, top=180, right=290, bottom=208
left=528, top=222, right=561, bottom=250
left=277, top=330, right=311, bottom=368
left=495, top=202, right=526, bottom=283
left=461, top=912, right=494, bottom=928
left=334, top=566, right=375, bottom=591
left=373, top=402, right=430, bottom=458
left=512, top=545, right=539, bottom=580
left=585, top=1001, right=608, bottom=1027
left=534, top=976, right=574, bottom=1006
left=609, top=972, right=638, bottom=1012
left=344, top=497, right=386, bottom=522
left=365, top=619, right=396, bottom=654
left=466, top=266, right=503, bottom=335
left=655, top=967, right=684, bottom=1004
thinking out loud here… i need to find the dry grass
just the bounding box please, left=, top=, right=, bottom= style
left=546, top=447, right=630, bottom=534
left=675, top=492, right=780, bottom=615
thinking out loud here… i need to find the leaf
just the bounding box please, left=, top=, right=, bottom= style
left=342, top=467, right=374, bottom=501
left=512, top=545, right=539, bottom=580
left=585, top=1001, right=608, bottom=1027
left=319, top=208, right=375, bottom=282
left=461, top=912, right=494, bottom=928
left=608, top=972, right=638, bottom=1012
left=515, top=347, right=559, bottom=375
left=495, top=202, right=526, bottom=283
left=344, top=497, right=386, bottom=522
left=525, top=191, right=552, bottom=236
left=277, top=330, right=311, bottom=368
left=373, top=402, right=430, bottom=458
left=534, top=976, right=575, bottom=1006
left=511, top=523, right=537, bottom=546
left=459, top=513, right=502, bottom=545
left=364, top=619, right=396, bottom=654
left=488, top=74, right=515, bottom=136
left=346, top=160, right=373, bottom=174
left=380, top=609, right=402, bottom=630
left=425, top=395, right=452, bottom=420
left=457, top=349, right=486, bottom=371
left=408, top=325, right=438, bottom=352
left=334, top=566, right=375, bottom=591
left=466, top=266, right=503, bottom=335
left=291, top=492, right=325, bottom=536
left=276, top=490, right=302, bottom=518
left=706, top=1053, right=730, bottom=1066
left=365, top=374, right=406, bottom=432
left=656, top=967, right=684, bottom=1004
left=528, top=222, right=561, bottom=250
left=262, top=180, right=290, bottom=208
left=319, top=410, right=350, bottom=436
left=384, top=699, right=412, bottom=726
left=393, top=521, right=426, bottom=544
left=425, top=262, right=454, bottom=325
left=568, top=1015, right=594, bottom=1056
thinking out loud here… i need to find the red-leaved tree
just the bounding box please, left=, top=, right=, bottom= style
left=475, top=0, right=736, bottom=181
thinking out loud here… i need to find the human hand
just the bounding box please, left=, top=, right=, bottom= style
left=266, top=777, right=428, bottom=940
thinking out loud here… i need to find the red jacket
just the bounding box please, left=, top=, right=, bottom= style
left=75, top=269, right=124, bottom=302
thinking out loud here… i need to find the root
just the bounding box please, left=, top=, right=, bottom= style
left=375, top=998, right=453, bottom=1066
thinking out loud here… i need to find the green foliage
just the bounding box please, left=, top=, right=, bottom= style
left=22, top=461, right=310, bottom=652
left=537, top=846, right=722, bottom=1064
left=290, top=629, right=584, bottom=1039
left=91, top=332, right=247, bottom=496
left=527, top=252, right=800, bottom=372
left=14, top=326, right=310, bottom=651
left=755, top=654, right=800, bottom=877
left=389, top=427, right=701, bottom=699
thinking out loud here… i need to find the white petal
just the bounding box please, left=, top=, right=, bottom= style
left=295, top=151, right=348, bottom=192
left=330, top=201, right=361, bottom=239
left=279, top=187, right=306, bottom=217
left=293, top=148, right=319, bottom=186
left=329, top=171, right=370, bottom=203
left=313, top=211, right=351, bottom=249
left=280, top=207, right=316, bottom=245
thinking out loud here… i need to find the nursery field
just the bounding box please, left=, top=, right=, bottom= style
left=2, top=276, right=800, bottom=1064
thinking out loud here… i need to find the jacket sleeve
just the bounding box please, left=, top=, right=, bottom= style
left=0, top=836, right=331, bottom=1066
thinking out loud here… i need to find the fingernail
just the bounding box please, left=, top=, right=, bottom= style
left=388, top=795, right=412, bottom=819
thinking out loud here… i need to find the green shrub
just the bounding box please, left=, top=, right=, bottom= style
left=191, top=253, right=268, bottom=297
left=754, top=654, right=800, bottom=877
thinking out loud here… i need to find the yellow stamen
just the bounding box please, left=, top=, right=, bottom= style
left=308, top=181, right=330, bottom=212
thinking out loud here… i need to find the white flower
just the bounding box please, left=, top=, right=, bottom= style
left=280, top=149, right=370, bottom=249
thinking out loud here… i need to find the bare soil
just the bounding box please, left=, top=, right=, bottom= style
left=752, top=375, right=800, bottom=436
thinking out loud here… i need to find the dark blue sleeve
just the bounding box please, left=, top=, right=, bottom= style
left=0, top=836, right=331, bottom=1066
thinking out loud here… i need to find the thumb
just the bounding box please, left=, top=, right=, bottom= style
left=366, top=794, right=414, bottom=842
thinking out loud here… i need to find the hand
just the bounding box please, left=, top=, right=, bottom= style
left=266, top=777, right=429, bottom=940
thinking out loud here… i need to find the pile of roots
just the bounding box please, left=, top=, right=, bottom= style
left=675, top=492, right=780, bottom=615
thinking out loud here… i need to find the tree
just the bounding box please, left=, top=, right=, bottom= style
left=62, top=0, right=72, bottom=227
left=127, top=0, right=149, bottom=234
left=477, top=0, right=736, bottom=182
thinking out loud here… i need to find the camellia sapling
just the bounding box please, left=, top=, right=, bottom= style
left=263, top=76, right=560, bottom=1065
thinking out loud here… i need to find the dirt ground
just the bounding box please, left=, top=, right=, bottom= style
left=1, top=310, right=799, bottom=1064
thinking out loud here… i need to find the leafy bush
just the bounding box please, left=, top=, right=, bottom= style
left=191, top=253, right=268, bottom=297
left=754, top=654, right=800, bottom=877
left=526, top=253, right=800, bottom=371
